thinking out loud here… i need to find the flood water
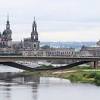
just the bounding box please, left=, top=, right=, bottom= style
left=0, top=65, right=100, bottom=100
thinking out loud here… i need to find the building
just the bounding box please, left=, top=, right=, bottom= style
left=0, top=17, right=12, bottom=48
left=20, top=18, right=75, bottom=57
left=42, top=48, right=75, bottom=57
left=23, top=17, right=40, bottom=50
left=78, top=45, right=100, bottom=57
left=0, top=16, right=15, bottom=55
left=0, top=16, right=75, bottom=57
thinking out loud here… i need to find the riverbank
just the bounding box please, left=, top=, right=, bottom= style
left=21, top=66, right=100, bottom=86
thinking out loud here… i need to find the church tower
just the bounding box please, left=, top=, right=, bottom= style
left=31, top=17, right=40, bottom=50
left=2, top=15, right=12, bottom=47
left=6, top=15, right=10, bottom=29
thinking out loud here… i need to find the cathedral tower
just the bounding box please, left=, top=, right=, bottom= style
left=2, top=15, right=12, bottom=47
left=31, top=17, right=40, bottom=50
left=31, top=17, right=38, bottom=41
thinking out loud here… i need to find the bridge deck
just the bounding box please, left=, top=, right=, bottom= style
left=0, top=56, right=99, bottom=61
left=0, top=56, right=99, bottom=71
left=0, top=61, right=91, bottom=71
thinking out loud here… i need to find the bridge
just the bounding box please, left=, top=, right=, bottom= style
left=0, top=56, right=99, bottom=71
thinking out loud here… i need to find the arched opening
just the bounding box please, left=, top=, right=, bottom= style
left=34, top=44, right=36, bottom=48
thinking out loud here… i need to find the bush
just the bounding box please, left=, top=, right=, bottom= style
left=84, top=72, right=96, bottom=78
left=95, top=73, right=100, bottom=80
left=68, top=74, right=82, bottom=82
left=94, top=73, right=100, bottom=86
left=39, top=64, right=54, bottom=69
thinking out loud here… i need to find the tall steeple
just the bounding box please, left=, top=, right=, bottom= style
left=6, top=14, right=10, bottom=29
left=2, top=14, right=12, bottom=47
left=32, top=17, right=37, bottom=33
left=31, top=17, right=38, bottom=42
left=24, top=17, right=40, bottom=50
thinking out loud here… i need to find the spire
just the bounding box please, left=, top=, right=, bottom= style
left=34, top=16, right=35, bottom=21
left=6, top=14, right=10, bottom=29
left=7, top=14, right=9, bottom=21
left=33, top=16, right=36, bottom=26
left=32, top=17, right=37, bottom=33
left=31, top=17, right=38, bottom=42
left=7, top=14, right=9, bottom=24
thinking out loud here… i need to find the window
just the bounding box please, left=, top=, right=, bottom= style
left=34, top=44, right=36, bottom=48
left=34, top=36, right=36, bottom=40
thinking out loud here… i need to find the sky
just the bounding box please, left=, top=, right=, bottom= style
left=0, top=0, right=100, bottom=42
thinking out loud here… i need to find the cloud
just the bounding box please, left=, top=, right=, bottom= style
left=0, top=0, right=100, bottom=41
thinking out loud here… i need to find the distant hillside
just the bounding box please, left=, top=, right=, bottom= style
left=40, top=42, right=96, bottom=49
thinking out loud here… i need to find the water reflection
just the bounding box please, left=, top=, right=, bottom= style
left=12, top=76, right=40, bottom=100
left=0, top=75, right=40, bottom=100
left=0, top=74, right=100, bottom=100
left=2, top=84, right=11, bottom=100
left=0, top=65, right=23, bottom=72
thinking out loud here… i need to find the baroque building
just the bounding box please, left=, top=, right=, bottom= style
left=0, top=17, right=12, bottom=48
left=23, top=17, right=40, bottom=50
left=2, top=16, right=100, bottom=57
left=78, top=45, right=100, bottom=57
left=0, top=17, right=15, bottom=55
left=21, top=18, right=75, bottom=57
left=0, top=16, right=76, bottom=57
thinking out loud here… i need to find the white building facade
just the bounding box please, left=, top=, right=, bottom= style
left=20, top=18, right=75, bottom=57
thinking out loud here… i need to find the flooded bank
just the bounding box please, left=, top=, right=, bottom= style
left=0, top=76, right=100, bottom=100
left=0, top=65, right=100, bottom=100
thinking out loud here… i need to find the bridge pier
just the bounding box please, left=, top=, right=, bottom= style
left=93, top=61, right=98, bottom=69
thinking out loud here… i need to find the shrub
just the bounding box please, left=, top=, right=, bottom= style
left=68, top=74, right=82, bottom=82
left=94, top=73, right=100, bottom=86
left=85, top=72, right=96, bottom=78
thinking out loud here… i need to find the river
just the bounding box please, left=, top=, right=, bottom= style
left=0, top=65, right=100, bottom=100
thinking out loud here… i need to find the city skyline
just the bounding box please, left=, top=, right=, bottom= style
left=0, top=0, right=100, bottom=42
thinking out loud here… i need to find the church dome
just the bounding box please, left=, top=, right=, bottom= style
left=3, top=29, right=12, bottom=36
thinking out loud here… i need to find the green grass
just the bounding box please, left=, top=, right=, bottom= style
left=62, top=70, right=100, bottom=85
left=39, top=64, right=54, bottom=68
left=22, top=66, right=100, bottom=86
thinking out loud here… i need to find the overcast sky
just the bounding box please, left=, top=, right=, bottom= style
left=0, top=0, right=100, bottom=42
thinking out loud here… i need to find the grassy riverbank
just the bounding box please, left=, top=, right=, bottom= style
left=22, top=66, right=100, bottom=86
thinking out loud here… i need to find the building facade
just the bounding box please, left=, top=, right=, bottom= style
left=0, top=17, right=15, bottom=55
left=0, top=17, right=12, bottom=48
left=23, top=17, right=40, bottom=50
left=42, top=48, right=75, bottom=57
left=77, top=45, right=100, bottom=57
left=20, top=18, right=75, bottom=57
left=0, top=17, right=76, bottom=57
